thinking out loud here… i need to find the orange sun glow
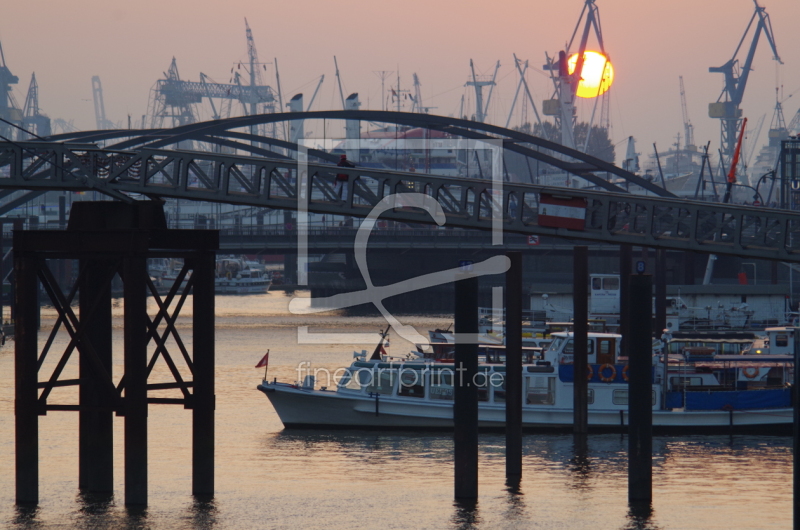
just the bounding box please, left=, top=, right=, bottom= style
left=567, top=51, right=614, bottom=98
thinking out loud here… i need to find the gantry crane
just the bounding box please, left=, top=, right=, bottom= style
left=709, top=0, right=780, bottom=169
left=147, top=58, right=200, bottom=129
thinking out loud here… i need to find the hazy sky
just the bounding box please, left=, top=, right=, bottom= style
left=2, top=0, right=798, bottom=164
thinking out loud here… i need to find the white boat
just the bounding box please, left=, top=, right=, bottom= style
left=216, top=257, right=271, bottom=294
left=257, top=331, right=793, bottom=433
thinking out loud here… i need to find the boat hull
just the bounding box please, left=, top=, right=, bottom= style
left=258, top=382, right=792, bottom=434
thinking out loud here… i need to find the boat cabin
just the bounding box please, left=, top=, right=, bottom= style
left=758, top=327, right=795, bottom=355
left=543, top=332, right=621, bottom=365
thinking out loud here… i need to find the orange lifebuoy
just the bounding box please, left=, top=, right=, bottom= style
left=586, top=364, right=594, bottom=381
left=742, top=366, right=759, bottom=379
left=622, top=364, right=630, bottom=382
left=599, top=363, right=617, bottom=383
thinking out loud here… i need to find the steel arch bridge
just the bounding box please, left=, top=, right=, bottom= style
left=1, top=111, right=799, bottom=262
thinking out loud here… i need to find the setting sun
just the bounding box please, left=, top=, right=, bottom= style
left=567, top=50, right=614, bottom=98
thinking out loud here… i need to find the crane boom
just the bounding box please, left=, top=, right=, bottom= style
left=709, top=0, right=781, bottom=166
left=678, top=76, right=694, bottom=149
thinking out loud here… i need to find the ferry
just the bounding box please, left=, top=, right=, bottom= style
left=257, top=330, right=794, bottom=433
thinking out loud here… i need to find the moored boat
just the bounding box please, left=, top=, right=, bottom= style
left=216, top=256, right=271, bottom=294
left=257, top=330, right=794, bottom=433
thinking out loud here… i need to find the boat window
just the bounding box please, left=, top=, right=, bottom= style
left=475, top=373, right=489, bottom=402
left=592, top=277, right=602, bottom=290
left=603, top=277, right=619, bottom=290
left=547, top=337, right=566, bottom=354
left=587, top=388, right=594, bottom=405
left=613, top=390, right=656, bottom=406
left=430, top=371, right=454, bottom=401
left=563, top=340, right=594, bottom=355
left=365, top=369, right=395, bottom=395
left=525, top=376, right=555, bottom=405
left=670, top=376, right=703, bottom=388
left=776, top=334, right=789, bottom=347
left=398, top=368, right=425, bottom=398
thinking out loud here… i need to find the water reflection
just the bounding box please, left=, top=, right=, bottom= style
left=11, top=505, right=41, bottom=530
left=569, top=434, right=592, bottom=491
left=624, top=501, right=661, bottom=530
left=502, top=482, right=526, bottom=521
left=187, top=498, right=218, bottom=530
left=77, top=491, right=114, bottom=514
left=451, top=498, right=480, bottom=529
left=123, top=505, right=148, bottom=530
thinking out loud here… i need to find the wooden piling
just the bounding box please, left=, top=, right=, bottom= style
left=655, top=249, right=667, bottom=334
left=619, top=245, right=632, bottom=358
left=794, top=325, right=800, bottom=528
left=191, top=252, right=216, bottom=498
left=628, top=273, right=653, bottom=504
left=124, top=255, right=148, bottom=506
left=573, top=246, right=589, bottom=434
left=79, top=259, right=114, bottom=494
left=505, top=252, right=522, bottom=481
left=14, top=251, right=38, bottom=504
left=454, top=274, right=479, bottom=500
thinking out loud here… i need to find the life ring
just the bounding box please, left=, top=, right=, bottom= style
left=742, top=366, right=759, bottom=379
left=586, top=364, right=594, bottom=381
left=599, top=363, right=617, bottom=383
left=622, top=364, right=630, bottom=382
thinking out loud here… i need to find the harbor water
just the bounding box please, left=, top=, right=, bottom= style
left=0, top=292, right=793, bottom=529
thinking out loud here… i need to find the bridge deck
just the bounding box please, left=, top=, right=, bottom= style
left=0, top=141, right=798, bottom=261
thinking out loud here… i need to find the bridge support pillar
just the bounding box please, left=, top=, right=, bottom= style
left=13, top=201, right=218, bottom=507
left=284, top=253, right=297, bottom=286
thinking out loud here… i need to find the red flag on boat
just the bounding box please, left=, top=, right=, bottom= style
left=255, top=351, right=269, bottom=368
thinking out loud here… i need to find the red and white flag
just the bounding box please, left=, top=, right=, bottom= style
left=255, top=351, right=270, bottom=368
left=538, top=194, right=587, bottom=230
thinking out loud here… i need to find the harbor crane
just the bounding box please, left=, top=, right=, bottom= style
left=148, top=20, right=277, bottom=136
left=91, top=76, right=114, bottom=130
left=147, top=58, right=200, bottom=129
left=0, top=40, right=20, bottom=140
left=505, top=54, right=544, bottom=132
left=708, top=0, right=780, bottom=169
left=543, top=0, right=606, bottom=151
left=465, top=60, right=499, bottom=123
left=679, top=76, right=694, bottom=150
left=21, top=73, right=50, bottom=138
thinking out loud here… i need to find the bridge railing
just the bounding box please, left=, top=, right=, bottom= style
left=1, top=142, right=800, bottom=262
